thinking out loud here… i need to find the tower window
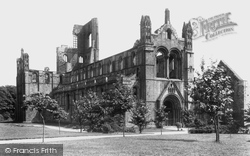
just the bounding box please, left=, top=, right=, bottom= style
left=156, top=50, right=165, bottom=78
left=63, top=54, right=68, bottom=62
left=89, top=33, right=92, bottom=48
left=166, top=29, right=172, bottom=39
left=169, top=50, right=181, bottom=79
left=79, top=56, right=83, bottom=63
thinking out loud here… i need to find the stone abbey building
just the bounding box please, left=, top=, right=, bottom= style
left=16, top=9, right=195, bottom=125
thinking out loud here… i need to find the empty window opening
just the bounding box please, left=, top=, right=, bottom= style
left=89, top=34, right=92, bottom=48
left=169, top=51, right=181, bottom=79
left=167, top=29, right=172, bottom=39
left=63, top=54, right=68, bottom=62
left=156, top=51, right=165, bottom=78
left=45, top=73, right=50, bottom=84
left=107, top=61, right=112, bottom=73
left=118, top=57, right=123, bottom=70
left=132, top=52, right=136, bottom=66
left=32, top=72, right=38, bottom=83
left=98, top=63, right=102, bottom=75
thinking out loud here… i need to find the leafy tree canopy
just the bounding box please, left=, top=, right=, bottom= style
left=188, top=59, right=233, bottom=116
left=0, top=85, right=16, bottom=120
left=188, top=59, right=234, bottom=142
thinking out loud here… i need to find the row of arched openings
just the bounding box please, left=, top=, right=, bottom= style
left=31, top=72, right=50, bottom=84
left=156, top=47, right=181, bottom=79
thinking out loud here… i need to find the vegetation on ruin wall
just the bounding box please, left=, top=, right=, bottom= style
left=188, top=59, right=234, bottom=142
left=0, top=85, right=16, bottom=121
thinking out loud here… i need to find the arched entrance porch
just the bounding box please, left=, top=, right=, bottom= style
left=163, top=95, right=182, bottom=126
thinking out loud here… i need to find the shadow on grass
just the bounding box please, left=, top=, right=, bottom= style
left=139, top=138, right=198, bottom=142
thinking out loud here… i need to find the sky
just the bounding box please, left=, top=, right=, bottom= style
left=0, top=0, right=249, bottom=87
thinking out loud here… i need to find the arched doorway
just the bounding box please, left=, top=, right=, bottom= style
left=163, top=95, right=181, bottom=126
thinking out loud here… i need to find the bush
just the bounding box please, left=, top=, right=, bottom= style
left=175, top=122, right=182, bottom=131
left=194, top=118, right=205, bottom=128
left=123, top=127, right=136, bottom=133
left=189, top=126, right=213, bottom=134
left=182, top=109, right=195, bottom=127
left=185, top=122, right=195, bottom=128
left=101, top=123, right=114, bottom=133
left=219, top=123, right=240, bottom=134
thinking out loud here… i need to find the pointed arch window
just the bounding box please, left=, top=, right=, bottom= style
left=107, top=60, right=112, bottom=73
left=169, top=50, right=181, bottom=79
left=118, top=56, right=123, bottom=70
left=98, top=63, right=102, bottom=75
left=156, top=50, right=165, bottom=78
left=131, top=52, right=136, bottom=66
left=83, top=69, right=86, bottom=79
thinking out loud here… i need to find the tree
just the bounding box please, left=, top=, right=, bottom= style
left=154, top=105, right=168, bottom=135
left=0, top=85, right=16, bottom=120
left=130, top=100, right=150, bottom=134
left=72, top=90, right=104, bottom=132
left=51, top=106, right=68, bottom=134
left=23, top=93, right=68, bottom=142
left=72, top=75, right=135, bottom=135
left=181, top=108, right=195, bottom=128
left=188, top=60, right=233, bottom=142
left=103, top=76, right=135, bottom=136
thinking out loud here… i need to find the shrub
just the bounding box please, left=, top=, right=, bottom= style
left=219, top=123, right=240, bottom=134
left=101, top=123, right=114, bottom=133
left=123, top=127, right=136, bottom=133
left=182, top=109, right=195, bottom=127
left=185, top=122, right=195, bottom=128
left=194, top=118, right=205, bottom=128
left=175, top=122, right=182, bottom=131
left=189, top=126, right=213, bottom=134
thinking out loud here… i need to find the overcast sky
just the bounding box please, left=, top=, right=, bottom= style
left=0, top=0, right=249, bottom=87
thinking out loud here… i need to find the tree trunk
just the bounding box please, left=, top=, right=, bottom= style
left=39, top=113, right=45, bottom=143
left=80, top=121, right=82, bottom=133
left=139, top=126, right=142, bottom=134
left=214, top=116, right=220, bottom=142
left=58, top=119, right=61, bottom=134
left=161, top=122, right=163, bottom=135
left=123, top=112, right=126, bottom=137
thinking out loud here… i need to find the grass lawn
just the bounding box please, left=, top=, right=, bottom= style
left=53, top=134, right=250, bottom=156
left=0, top=123, right=107, bottom=140
left=0, top=123, right=173, bottom=140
